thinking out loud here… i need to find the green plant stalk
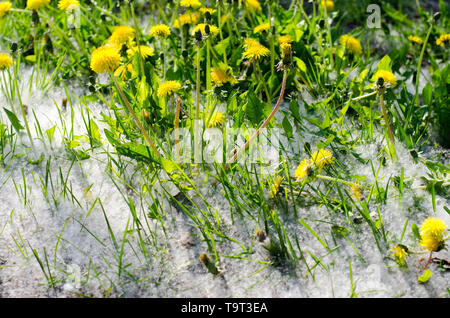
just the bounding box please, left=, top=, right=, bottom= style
left=224, top=70, right=287, bottom=171
left=379, top=92, right=397, bottom=161
left=12, top=58, right=34, bottom=147
left=111, top=75, right=160, bottom=157
left=206, top=38, right=212, bottom=112
left=194, top=44, right=201, bottom=166
left=316, top=175, right=359, bottom=188
left=255, top=60, right=271, bottom=102
left=163, top=39, right=167, bottom=80
left=130, top=3, right=145, bottom=74
left=413, top=22, right=433, bottom=110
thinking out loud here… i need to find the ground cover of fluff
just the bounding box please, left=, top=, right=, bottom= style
left=0, top=66, right=448, bottom=298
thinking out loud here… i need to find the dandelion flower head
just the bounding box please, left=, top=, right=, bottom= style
left=0, top=53, right=13, bottom=70
left=0, top=1, right=12, bottom=18
left=90, top=45, right=122, bottom=74
left=149, top=24, right=171, bottom=38
left=157, top=81, right=181, bottom=98
left=340, top=35, right=362, bottom=55
left=27, top=0, right=50, bottom=10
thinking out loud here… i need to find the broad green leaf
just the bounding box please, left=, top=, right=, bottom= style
left=3, top=107, right=24, bottom=132
left=376, top=55, right=392, bottom=72
left=422, top=83, right=433, bottom=106
left=418, top=269, right=433, bottom=284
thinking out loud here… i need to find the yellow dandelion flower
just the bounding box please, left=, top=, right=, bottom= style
left=244, top=38, right=261, bottom=48
left=211, top=66, right=236, bottom=86
left=0, top=1, right=12, bottom=18
left=200, top=7, right=216, bottom=15
left=157, top=81, right=181, bottom=98
left=192, top=23, right=219, bottom=37
left=246, top=0, right=261, bottom=12
left=57, top=0, right=80, bottom=11
left=127, top=45, right=154, bottom=59
left=280, top=42, right=292, bottom=58
left=295, top=159, right=313, bottom=181
left=90, top=45, right=122, bottom=74
left=242, top=43, right=270, bottom=60
left=311, top=149, right=334, bottom=169
left=108, top=25, right=134, bottom=47
left=420, top=217, right=447, bottom=239
left=340, top=35, right=362, bottom=55
left=408, top=35, right=423, bottom=45
left=174, top=13, right=200, bottom=28
left=180, top=0, right=201, bottom=9
left=207, top=111, right=226, bottom=128
left=270, top=176, right=283, bottom=198
left=436, top=34, right=450, bottom=46
left=114, top=64, right=133, bottom=80
left=419, top=217, right=448, bottom=252
left=0, top=53, right=13, bottom=70
left=320, top=0, right=334, bottom=12
left=278, top=35, right=294, bottom=44
left=372, top=70, right=397, bottom=87
left=253, top=22, right=270, bottom=34
left=26, top=0, right=50, bottom=10
left=149, top=24, right=171, bottom=39
left=389, top=245, right=408, bottom=265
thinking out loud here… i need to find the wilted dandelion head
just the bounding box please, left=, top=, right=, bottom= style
left=108, top=25, right=134, bottom=47
left=350, top=182, right=362, bottom=200
left=157, top=81, right=181, bottom=98
left=311, top=149, right=334, bottom=169
left=295, top=159, right=313, bottom=181
left=253, top=22, right=270, bottom=34
left=0, top=1, right=12, bottom=18
left=180, top=0, right=201, bottom=9
left=90, top=45, right=122, bottom=74
left=408, top=35, right=423, bottom=45
left=207, top=111, right=226, bottom=128
left=211, top=66, right=236, bottom=86
left=27, top=0, right=50, bottom=10
left=436, top=34, right=450, bottom=46
left=149, top=24, right=171, bottom=39
left=192, top=23, right=219, bottom=37
left=200, top=7, right=216, bottom=15
left=245, top=0, right=262, bottom=12
left=127, top=45, right=154, bottom=59
left=269, top=176, right=283, bottom=198
left=242, top=43, right=270, bottom=60
left=373, top=70, right=397, bottom=87
left=58, top=0, right=80, bottom=11
left=340, top=35, right=362, bottom=55
left=419, top=217, right=448, bottom=252
left=278, top=35, right=294, bottom=45
left=174, top=13, right=200, bottom=28
left=320, top=0, right=334, bottom=12
left=114, top=64, right=133, bottom=80
left=0, top=53, right=12, bottom=70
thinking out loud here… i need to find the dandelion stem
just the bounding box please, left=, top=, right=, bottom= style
left=222, top=70, right=288, bottom=172
left=379, top=92, right=397, bottom=161
left=316, top=175, right=359, bottom=188
left=112, top=75, right=160, bottom=157
left=255, top=60, right=271, bottom=102
left=12, top=57, right=33, bottom=147
left=174, top=96, right=181, bottom=162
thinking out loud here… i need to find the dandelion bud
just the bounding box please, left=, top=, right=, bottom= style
left=195, top=29, right=202, bottom=42
left=200, top=253, right=220, bottom=275
left=318, top=19, right=325, bottom=28
left=205, top=11, right=211, bottom=22
left=376, top=76, right=384, bottom=88
left=205, top=24, right=210, bottom=35
left=32, top=10, right=40, bottom=25
left=62, top=97, right=68, bottom=109
left=11, top=42, right=17, bottom=53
